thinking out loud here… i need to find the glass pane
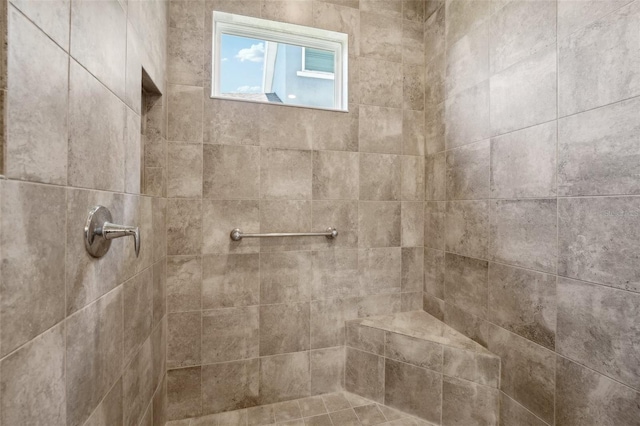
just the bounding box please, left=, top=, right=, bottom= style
left=219, top=33, right=336, bottom=109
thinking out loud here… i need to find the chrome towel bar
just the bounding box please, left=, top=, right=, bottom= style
left=230, top=227, right=338, bottom=241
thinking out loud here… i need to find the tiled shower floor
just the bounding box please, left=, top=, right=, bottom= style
left=165, top=391, right=436, bottom=426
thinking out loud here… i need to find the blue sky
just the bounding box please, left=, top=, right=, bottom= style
left=220, top=34, right=266, bottom=94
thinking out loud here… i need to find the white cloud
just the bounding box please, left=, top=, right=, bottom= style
left=235, top=43, right=265, bottom=62
left=222, top=57, right=228, bottom=62
left=236, top=85, right=262, bottom=93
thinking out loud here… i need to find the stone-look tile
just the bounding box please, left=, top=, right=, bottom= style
left=445, top=201, right=489, bottom=259
left=359, top=12, right=402, bottom=62
left=488, top=325, right=555, bottom=424
left=0, top=323, right=65, bottom=426
left=311, top=201, right=358, bottom=250
left=359, top=58, right=403, bottom=108
left=166, top=143, right=202, bottom=198
left=425, top=4, right=445, bottom=57
left=445, top=23, right=489, bottom=98
left=273, top=400, right=302, bottom=422
left=425, top=152, right=445, bottom=201
left=312, top=1, right=360, bottom=57
left=202, top=306, right=259, bottom=364
left=424, top=201, right=446, bottom=250
left=201, top=359, right=260, bottom=414
left=6, top=8, right=68, bottom=185
left=305, top=414, right=333, bottom=425
left=312, top=150, right=358, bottom=200
left=202, top=253, right=259, bottom=309
left=10, top=0, right=70, bottom=50
left=489, top=263, right=556, bottom=350
left=123, top=339, right=153, bottom=426
left=444, top=302, right=489, bottom=347
left=358, top=202, right=401, bottom=248
left=385, top=332, right=442, bottom=371
left=123, top=269, right=153, bottom=365
left=446, top=140, right=490, bottom=200
left=346, top=322, right=384, bottom=355
left=68, top=61, right=126, bottom=191
left=298, top=396, right=326, bottom=418
left=66, top=289, right=123, bottom=426
left=203, top=144, right=259, bottom=199
left=401, top=156, right=424, bottom=201
left=443, top=346, right=500, bottom=388
left=490, top=199, right=557, bottom=274
left=558, top=96, right=640, bottom=196
left=359, top=153, right=400, bottom=201
left=423, top=295, right=445, bottom=321
left=203, top=98, right=260, bottom=145
left=403, top=19, right=424, bottom=66
left=261, top=0, right=313, bottom=26
left=384, top=359, right=442, bottom=423
left=559, top=197, right=640, bottom=292
left=167, top=367, right=202, bottom=420
left=445, top=0, right=491, bottom=46
left=353, top=404, right=386, bottom=425
left=167, top=199, right=202, bottom=255
left=401, top=203, right=424, bottom=248
left=124, top=107, right=142, bottom=194
left=170, top=0, right=204, bottom=29
left=555, top=356, right=640, bottom=426
left=329, top=408, right=360, bottom=426
left=310, top=249, right=359, bottom=302
left=152, top=197, right=167, bottom=263
left=345, top=348, right=384, bottom=403
left=312, top=104, right=359, bottom=152
left=424, top=53, right=445, bottom=107
left=403, top=64, right=424, bottom=111
left=261, top=252, right=312, bottom=304
left=557, top=0, right=631, bottom=39
left=359, top=105, right=403, bottom=154
left=261, top=148, right=312, bottom=200
left=151, top=319, right=167, bottom=393
left=260, top=199, right=311, bottom=233
left=310, top=347, right=344, bottom=394
left=260, top=303, right=310, bottom=355
left=558, top=1, right=640, bottom=117
left=260, top=352, right=311, bottom=404
left=445, top=81, right=490, bottom=149
left=491, top=121, right=557, bottom=198
left=83, top=378, right=122, bottom=426
left=310, top=298, right=357, bottom=349
left=442, top=376, right=499, bottom=426
left=490, top=0, right=556, bottom=74
left=202, top=200, right=260, bottom=254
left=557, top=277, right=640, bottom=390
left=401, top=247, right=423, bottom=293
left=0, top=181, right=65, bottom=356
left=168, top=84, right=203, bottom=143
left=403, top=110, right=424, bottom=156
left=168, top=27, right=203, bottom=86
left=490, top=46, right=557, bottom=136
left=425, top=103, right=444, bottom=157
left=259, top=104, right=314, bottom=150
left=124, top=22, right=142, bottom=114
left=247, top=404, right=275, bottom=425
left=500, top=392, right=548, bottom=426
left=167, top=311, right=201, bottom=368
left=167, top=256, right=201, bottom=313
left=70, top=0, right=126, bottom=97
left=424, top=248, right=444, bottom=299
left=356, top=293, right=402, bottom=318
left=360, top=0, right=402, bottom=17
left=358, top=247, right=402, bottom=295
left=445, top=253, right=488, bottom=319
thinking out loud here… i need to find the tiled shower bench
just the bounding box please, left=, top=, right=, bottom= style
left=346, top=311, right=501, bottom=425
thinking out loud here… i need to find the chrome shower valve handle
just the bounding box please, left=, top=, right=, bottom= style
left=84, top=205, right=141, bottom=258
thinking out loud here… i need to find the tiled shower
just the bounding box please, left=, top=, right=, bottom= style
left=0, top=0, right=638, bottom=425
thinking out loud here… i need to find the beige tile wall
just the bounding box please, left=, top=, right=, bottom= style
left=424, top=1, right=640, bottom=425
left=0, top=1, right=168, bottom=425
left=165, top=0, right=426, bottom=420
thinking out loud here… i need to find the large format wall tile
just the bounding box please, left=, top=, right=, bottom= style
left=203, top=307, right=260, bottom=364
left=446, top=140, right=490, bottom=200
left=202, top=253, right=259, bottom=309
left=490, top=199, right=557, bottom=273
left=70, top=0, right=126, bottom=98
left=10, top=0, right=70, bottom=50
left=558, top=96, right=640, bottom=196
left=385, top=359, right=442, bottom=423
left=201, top=359, right=259, bottom=414
left=168, top=84, right=203, bottom=143
left=499, top=392, right=548, bottom=426
left=555, top=356, right=640, bottom=426
left=201, top=200, right=260, bottom=254
left=558, top=1, right=640, bottom=117
left=345, top=348, right=384, bottom=403
left=312, top=150, right=359, bottom=200
left=445, top=23, right=489, bottom=98
left=359, top=57, right=403, bottom=108
left=259, top=352, right=311, bottom=404
left=557, top=0, right=631, bottom=40
left=490, top=46, right=556, bottom=136
left=0, top=181, right=66, bottom=356
left=260, top=303, right=310, bottom=356
left=68, top=61, right=126, bottom=192
left=557, top=277, right=640, bottom=390
left=445, top=81, right=490, bottom=149
left=558, top=197, right=640, bottom=293
left=442, top=376, right=499, bottom=426
left=261, top=148, right=312, bottom=200
left=167, top=26, right=204, bottom=86
left=488, top=325, right=555, bottom=424
left=358, top=202, right=401, bottom=248
left=444, top=253, right=488, bottom=319
left=359, top=153, right=401, bottom=201
left=445, top=200, right=489, bottom=259
left=6, top=7, right=68, bottom=185
left=167, top=367, right=202, bottom=420
left=203, top=144, right=259, bottom=199
left=445, top=0, right=490, bottom=46
left=359, top=12, right=402, bottom=62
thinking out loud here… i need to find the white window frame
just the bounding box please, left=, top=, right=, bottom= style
left=211, top=11, right=349, bottom=112
left=298, top=47, right=335, bottom=80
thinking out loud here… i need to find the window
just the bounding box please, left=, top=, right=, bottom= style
left=211, top=11, right=349, bottom=111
